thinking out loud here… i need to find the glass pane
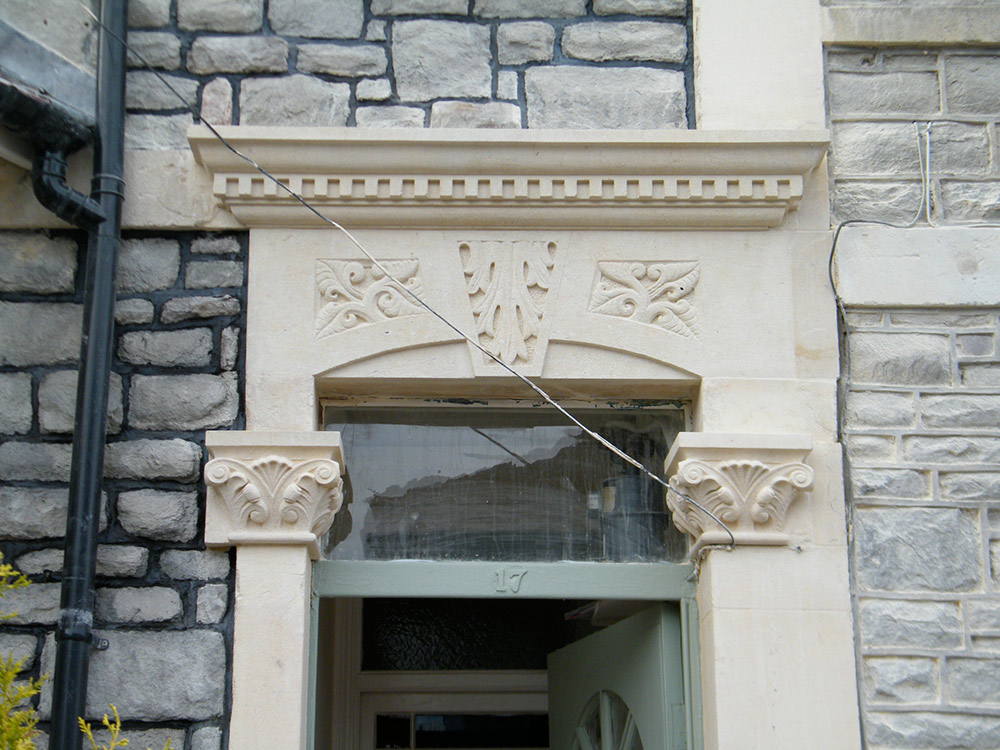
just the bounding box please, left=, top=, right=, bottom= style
left=376, top=714, right=412, bottom=749
left=323, top=404, right=687, bottom=562
left=413, top=714, right=548, bottom=748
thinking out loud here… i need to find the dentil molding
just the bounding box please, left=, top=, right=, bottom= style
left=204, top=432, right=345, bottom=559
left=665, top=433, right=814, bottom=556
left=189, top=126, right=829, bottom=229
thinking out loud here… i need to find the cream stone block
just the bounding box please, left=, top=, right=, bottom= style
left=692, top=378, right=838, bottom=440
left=229, top=545, right=312, bottom=750
left=203, top=431, right=345, bottom=559
left=694, top=0, right=826, bottom=130
left=698, top=604, right=861, bottom=750
left=822, top=5, right=1000, bottom=45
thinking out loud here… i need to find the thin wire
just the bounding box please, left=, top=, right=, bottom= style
left=79, top=2, right=736, bottom=549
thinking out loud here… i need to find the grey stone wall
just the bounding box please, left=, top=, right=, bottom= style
left=0, top=230, right=246, bottom=750
left=827, top=46, right=1000, bottom=225
left=122, top=0, right=691, bottom=142
left=843, top=309, right=1000, bottom=748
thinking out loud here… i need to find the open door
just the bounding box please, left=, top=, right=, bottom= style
left=547, top=604, right=687, bottom=750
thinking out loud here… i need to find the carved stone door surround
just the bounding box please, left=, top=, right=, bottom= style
left=196, top=126, right=861, bottom=750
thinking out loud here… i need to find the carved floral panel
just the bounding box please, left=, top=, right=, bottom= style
left=315, top=259, right=426, bottom=337
left=589, top=261, right=699, bottom=337
left=460, top=240, right=556, bottom=366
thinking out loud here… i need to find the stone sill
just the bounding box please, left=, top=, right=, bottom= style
left=189, top=126, right=829, bottom=230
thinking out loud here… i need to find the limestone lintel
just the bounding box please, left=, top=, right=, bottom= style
left=204, top=431, right=345, bottom=559
left=664, top=432, right=814, bottom=557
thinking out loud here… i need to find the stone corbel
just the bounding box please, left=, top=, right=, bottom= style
left=203, top=432, right=344, bottom=559
left=665, top=433, right=813, bottom=557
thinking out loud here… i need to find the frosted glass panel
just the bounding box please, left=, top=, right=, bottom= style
left=323, top=405, right=686, bottom=562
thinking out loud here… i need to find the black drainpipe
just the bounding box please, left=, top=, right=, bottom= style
left=39, top=1, right=127, bottom=748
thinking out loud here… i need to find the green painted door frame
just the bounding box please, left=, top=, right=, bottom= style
left=307, top=560, right=703, bottom=750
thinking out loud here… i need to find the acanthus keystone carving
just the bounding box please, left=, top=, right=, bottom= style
left=204, top=455, right=344, bottom=539
left=316, top=259, right=425, bottom=337
left=460, top=240, right=555, bottom=365
left=589, top=261, right=699, bottom=337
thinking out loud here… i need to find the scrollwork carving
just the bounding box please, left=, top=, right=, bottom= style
left=204, top=455, right=344, bottom=538
left=590, top=261, right=699, bottom=337
left=316, top=259, right=425, bottom=337
left=667, top=459, right=813, bottom=543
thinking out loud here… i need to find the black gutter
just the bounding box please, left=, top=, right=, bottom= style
left=43, top=1, right=127, bottom=747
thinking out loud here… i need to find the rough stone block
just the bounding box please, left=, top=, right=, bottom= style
left=940, top=181, right=1000, bottom=224
left=39, top=370, right=123, bottom=434
left=191, top=727, right=221, bottom=750
left=221, top=326, right=239, bottom=370
left=0, top=373, right=32, bottom=434
left=0, top=634, right=36, bottom=669
left=160, top=549, right=230, bottom=580
left=562, top=21, right=686, bottom=63
left=118, top=488, right=199, bottom=542
left=41, top=630, right=226, bottom=720
left=0, top=302, right=82, bottom=366
left=96, top=586, right=183, bottom=623
left=118, top=237, right=180, bottom=292
left=594, top=0, right=685, bottom=14
left=497, top=70, right=518, bottom=100
left=96, top=545, right=149, bottom=577
left=0, top=232, right=76, bottom=293
left=191, top=236, right=241, bottom=255
left=848, top=333, right=951, bottom=386
left=864, top=657, right=939, bottom=704
left=160, top=294, right=240, bottom=323
left=940, top=472, right=1000, bottom=501
left=497, top=22, right=555, bottom=65
left=128, top=0, right=170, bottom=27
left=827, top=71, right=940, bottom=115
left=855, top=508, right=981, bottom=592
left=852, top=468, right=929, bottom=499
left=474, top=0, right=585, bottom=17
left=366, top=20, right=387, bottom=41
left=0, top=442, right=73, bottom=482
left=859, top=599, right=962, bottom=649
left=200, top=77, right=233, bottom=126
left=948, top=658, right=1000, bottom=705
left=830, top=122, right=922, bottom=176
left=430, top=101, right=521, bottom=128
left=903, top=435, right=1000, bottom=464
left=298, top=44, right=387, bottom=76
left=124, top=113, right=193, bottom=150
left=0, top=487, right=106, bottom=539
left=118, top=329, right=213, bottom=367
left=126, top=72, right=198, bottom=110
left=831, top=180, right=923, bottom=225
left=13, top=548, right=64, bottom=576
left=178, top=0, right=263, bottom=32
left=184, top=261, right=244, bottom=288
left=926, top=123, right=991, bottom=176
left=845, top=310, right=884, bottom=327
left=846, top=435, right=896, bottom=464
left=2, top=582, right=61, bottom=625
left=187, top=36, right=288, bottom=74
left=866, top=711, right=1000, bottom=748
left=992, top=541, right=1000, bottom=584
left=104, top=439, right=201, bottom=481
left=922, top=395, right=1000, bottom=429
left=889, top=310, right=996, bottom=328
left=845, top=391, right=916, bottom=428
left=957, top=334, right=994, bottom=358
left=269, top=0, right=363, bottom=37
left=355, top=105, right=425, bottom=127
left=945, top=55, right=1000, bottom=115
left=373, top=0, right=466, bottom=12
left=126, top=31, right=182, bottom=70
left=115, top=298, right=155, bottom=325
left=88, top=729, right=185, bottom=750
left=239, top=75, right=349, bottom=126
left=129, top=373, right=238, bottom=431
left=526, top=66, right=685, bottom=128
left=393, top=21, right=492, bottom=101
left=357, top=78, right=392, bottom=101
left=196, top=584, right=228, bottom=624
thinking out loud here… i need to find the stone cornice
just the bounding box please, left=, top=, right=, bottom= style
left=204, top=432, right=345, bottom=559
left=188, top=126, right=829, bottom=230
left=665, top=433, right=814, bottom=557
